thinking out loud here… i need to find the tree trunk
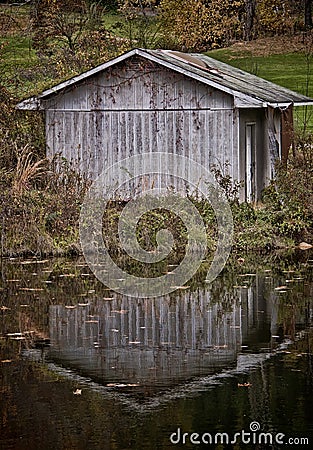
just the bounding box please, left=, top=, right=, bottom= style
left=244, top=0, right=256, bottom=41
left=305, top=0, right=313, bottom=29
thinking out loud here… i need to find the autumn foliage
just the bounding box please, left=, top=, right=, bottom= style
left=158, top=0, right=312, bottom=52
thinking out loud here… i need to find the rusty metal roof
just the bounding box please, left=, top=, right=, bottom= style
left=17, top=48, right=313, bottom=110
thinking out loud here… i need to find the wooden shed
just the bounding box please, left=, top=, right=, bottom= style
left=17, top=48, right=313, bottom=201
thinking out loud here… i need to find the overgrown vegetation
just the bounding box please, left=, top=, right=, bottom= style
left=0, top=1, right=313, bottom=257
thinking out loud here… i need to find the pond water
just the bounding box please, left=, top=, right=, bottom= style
left=0, top=252, right=313, bottom=449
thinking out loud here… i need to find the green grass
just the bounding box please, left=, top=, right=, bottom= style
left=0, top=36, right=39, bottom=96
left=0, top=36, right=36, bottom=67
left=102, top=12, right=124, bottom=31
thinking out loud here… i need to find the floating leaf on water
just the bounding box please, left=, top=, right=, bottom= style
left=0, top=306, right=10, bottom=311
left=299, top=242, right=313, bottom=250
left=65, top=305, right=76, bottom=309
left=19, top=288, right=44, bottom=292
left=73, top=389, right=82, bottom=395
left=274, top=286, right=287, bottom=291
left=78, top=303, right=90, bottom=307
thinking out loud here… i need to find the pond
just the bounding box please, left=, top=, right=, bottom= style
left=0, top=251, right=313, bottom=449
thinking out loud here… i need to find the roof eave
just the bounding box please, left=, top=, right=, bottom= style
left=268, top=101, right=313, bottom=107
left=16, top=96, right=40, bottom=110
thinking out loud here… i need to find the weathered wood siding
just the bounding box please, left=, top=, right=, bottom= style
left=44, top=56, right=239, bottom=195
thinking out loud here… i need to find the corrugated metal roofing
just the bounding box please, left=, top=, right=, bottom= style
left=17, top=48, right=313, bottom=109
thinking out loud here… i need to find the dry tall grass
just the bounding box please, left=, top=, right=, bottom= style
left=12, top=144, right=48, bottom=195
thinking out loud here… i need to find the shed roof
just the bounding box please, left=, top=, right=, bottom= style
left=17, top=48, right=313, bottom=110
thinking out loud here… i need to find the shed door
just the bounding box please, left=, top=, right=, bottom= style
left=245, top=123, right=256, bottom=202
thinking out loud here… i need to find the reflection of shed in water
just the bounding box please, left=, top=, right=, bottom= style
left=48, top=281, right=278, bottom=388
